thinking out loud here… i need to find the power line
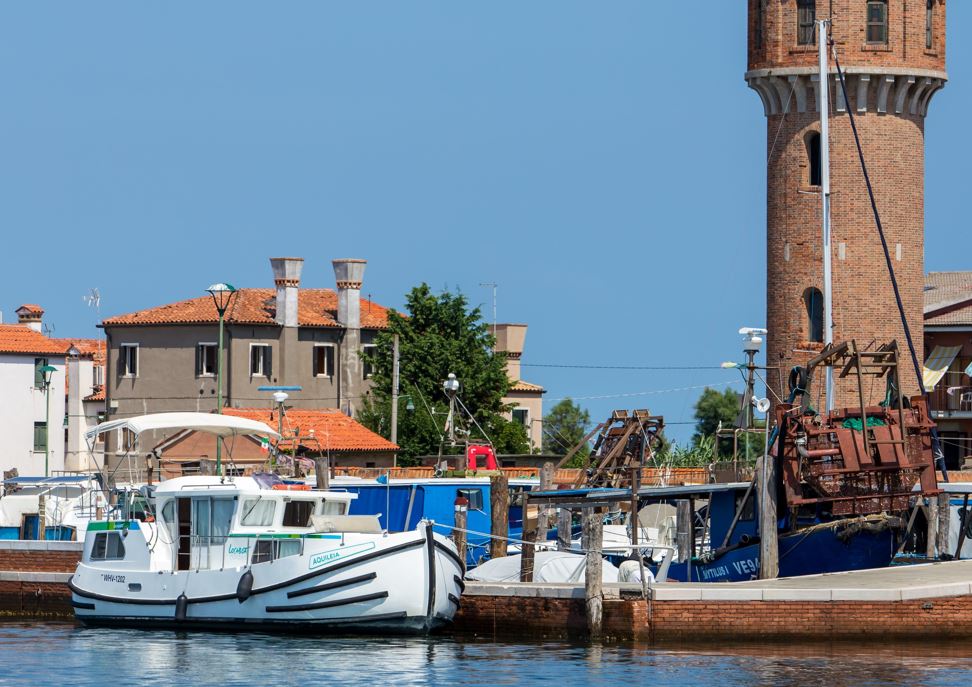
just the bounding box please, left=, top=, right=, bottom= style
left=547, top=379, right=742, bottom=403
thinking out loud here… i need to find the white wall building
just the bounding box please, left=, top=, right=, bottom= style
left=0, top=312, right=68, bottom=477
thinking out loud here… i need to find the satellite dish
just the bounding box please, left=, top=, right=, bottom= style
left=752, top=397, right=771, bottom=414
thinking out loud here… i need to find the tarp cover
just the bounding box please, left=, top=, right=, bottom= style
left=923, top=346, right=962, bottom=391
left=85, top=412, right=281, bottom=443
left=466, top=551, right=620, bottom=584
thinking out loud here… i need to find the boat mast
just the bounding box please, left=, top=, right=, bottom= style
left=818, top=18, right=834, bottom=412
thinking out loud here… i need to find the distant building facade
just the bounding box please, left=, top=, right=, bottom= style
left=494, top=324, right=544, bottom=450
left=924, top=272, right=972, bottom=470
left=0, top=307, right=68, bottom=477
left=100, top=257, right=388, bottom=470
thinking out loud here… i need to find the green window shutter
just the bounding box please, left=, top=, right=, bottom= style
left=34, top=358, right=47, bottom=387
left=33, top=422, right=48, bottom=452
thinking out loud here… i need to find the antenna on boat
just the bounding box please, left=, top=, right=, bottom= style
left=819, top=17, right=835, bottom=412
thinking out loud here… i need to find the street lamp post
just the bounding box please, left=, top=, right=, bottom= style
left=207, top=282, right=238, bottom=476
left=40, top=364, right=57, bottom=477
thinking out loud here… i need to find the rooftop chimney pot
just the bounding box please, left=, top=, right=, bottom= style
left=15, top=304, right=44, bottom=333
left=269, top=257, right=304, bottom=327
left=332, top=259, right=366, bottom=329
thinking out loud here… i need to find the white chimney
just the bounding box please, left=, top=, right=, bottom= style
left=15, top=304, right=44, bottom=332
left=270, top=257, right=304, bottom=328
left=332, top=259, right=366, bottom=330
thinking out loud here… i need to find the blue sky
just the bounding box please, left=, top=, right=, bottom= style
left=1, top=3, right=968, bottom=444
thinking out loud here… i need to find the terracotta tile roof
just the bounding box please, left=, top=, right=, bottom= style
left=84, top=386, right=106, bottom=402
left=101, top=289, right=390, bottom=329
left=925, top=272, right=972, bottom=327
left=508, top=380, right=545, bottom=393
left=223, top=408, right=398, bottom=453
left=0, top=325, right=70, bottom=356
left=55, top=338, right=107, bottom=365
left=16, top=304, right=44, bottom=315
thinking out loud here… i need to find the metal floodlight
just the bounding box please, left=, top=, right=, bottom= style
left=721, top=361, right=743, bottom=369
left=752, top=396, right=771, bottom=414
left=443, top=373, right=460, bottom=398
left=206, top=282, right=238, bottom=315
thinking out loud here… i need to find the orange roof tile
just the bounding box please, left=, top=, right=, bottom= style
left=101, top=289, right=390, bottom=329
left=84, top=386, right=106, bottom=402
left=16, top=304, right=44, bottom=315
left=0, top=325, right=70, bottom=356
left=223, top=408, right=398, bottom=453
left=55, top=338, right=107, bottom=365
left=509, top=380, right=545, bottom=393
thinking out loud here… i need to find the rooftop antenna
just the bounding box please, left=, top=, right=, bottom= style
left=83, top=288, right=102, bottom=329
left=479, top=282, right=497, bottom=351
left=42, top=322, right=55, bottom=337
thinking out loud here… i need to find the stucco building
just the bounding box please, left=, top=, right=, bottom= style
left=0, top=308, right=67, bottom=477
left=494, top=323, right=545, bottom=450
left=748, top=0, right=947, bottom=405
left=100, top=257, right=387, bottom=470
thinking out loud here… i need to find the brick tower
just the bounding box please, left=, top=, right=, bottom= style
left=746, top=0, right=946, bottom=407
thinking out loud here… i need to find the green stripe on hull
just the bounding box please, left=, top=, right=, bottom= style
left=86, top=521, right=140, bottom=532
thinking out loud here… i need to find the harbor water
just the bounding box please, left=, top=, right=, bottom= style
left=3, top=622, right=972, bottom=686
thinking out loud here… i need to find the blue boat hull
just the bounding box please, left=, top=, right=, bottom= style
left=657, top=524, right=896, bottom=583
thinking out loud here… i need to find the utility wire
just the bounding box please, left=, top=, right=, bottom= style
left=522, top=363, right=728, bottom=371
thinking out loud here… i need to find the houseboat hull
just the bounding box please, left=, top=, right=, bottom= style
left=69, top=523, right=464, bottom=635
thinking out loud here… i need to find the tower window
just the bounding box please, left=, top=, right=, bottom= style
left=806, top=132, right=822, bottom=187
left=803, top=288, right=824, bottom=343
left=797, top=0, right=816, bottom=46
left=755, top=0, right=766, bottom=50
left=866, top=1, right=888, bottom=45
left=926, top=0, right=934, bottom=49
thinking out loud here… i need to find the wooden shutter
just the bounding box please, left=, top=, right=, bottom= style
left=312, top=347, right=320, bottom=377
left=195, top=345, right=202, bottom=377
left=264, top=346, right=272, bottom=378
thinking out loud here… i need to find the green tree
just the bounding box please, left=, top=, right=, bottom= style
left=543, top=398, right=592, bottom=467
left=358, top=283, right=528, bottom=464
left=691, top=386, right=762, bottom=461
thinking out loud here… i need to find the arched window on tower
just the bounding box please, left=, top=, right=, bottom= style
left=797, top=0, right=816, bottom=46
left=803, top=287, right=824, bottom=343
left=867, top=0, right=889, bottom=45
left=926, top=0, right=934, bottom=49
left=806, top=132, right=822, bottom=187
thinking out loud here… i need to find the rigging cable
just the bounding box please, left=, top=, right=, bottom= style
left=830, top=39, right=947, bottom=480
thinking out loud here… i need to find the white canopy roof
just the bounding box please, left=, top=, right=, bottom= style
left=85, top=412, right=281, bottom=444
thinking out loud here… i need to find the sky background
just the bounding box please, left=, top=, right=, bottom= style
left=1, top=3, right=968, bottom=446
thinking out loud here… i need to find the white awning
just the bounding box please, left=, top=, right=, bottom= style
left=923, top=345, right=962, bottom=391
left=85, top=412, right=280, bottom=444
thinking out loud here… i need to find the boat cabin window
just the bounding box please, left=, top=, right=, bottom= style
left=239, top=499, right=276, bottom=526
left=282, top=500, right=315, bottom=527
left=735, top=490, right=756, bottom=521
left=252, top=539, right=302, bottom=564
left=457, top=488, right=484, bottom=511
left=322, top=499, right=347, bottom=516
left=90, top=532, right=126, bottom=560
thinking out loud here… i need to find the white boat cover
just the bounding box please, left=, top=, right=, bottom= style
left=466, top=551, right=620, bottom=584
left=85, top=412, right=281, bottom=444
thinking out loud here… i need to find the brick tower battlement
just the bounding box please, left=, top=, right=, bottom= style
left=746, top=0, right=947, bottom=406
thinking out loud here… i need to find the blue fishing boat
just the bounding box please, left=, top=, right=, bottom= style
left=335, top=476, right=536, bottom=568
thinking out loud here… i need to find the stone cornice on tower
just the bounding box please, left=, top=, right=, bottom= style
left=746, top=67, right=947, bottom=118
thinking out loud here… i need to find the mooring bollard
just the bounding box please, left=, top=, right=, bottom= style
left=582, top=507, right=603, bottom=639
left=489, top=474, right=509, bottom=559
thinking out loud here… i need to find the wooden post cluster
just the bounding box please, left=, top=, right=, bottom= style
left=758, top=455, right=779, bottom=579
left=557, top=508, right=572, bottom=551
left=453, top=495, right=469, bottom=564
left=519, top=494, right=536, bottom=582
left=489, top=474, right=509, bottom=560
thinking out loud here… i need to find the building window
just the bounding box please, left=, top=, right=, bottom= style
left=926, top=0, right=934, bottom=49
left=93, top=365, right=104, bottom=387
left=196, top=343, right=217, bottom=377
left=250, top=344, right=272, bottom=378
left=33, top=358, right=49, bottom=387
left=119, top=344, right=138, bottom=377
left=866, top=1, right=888, bottom=45
left=33, top=422, right=48, bottom=452
left=803, top=287, right=824, bottom=343
left=797, top=0, right=816, bottom=46
left=362, top=344, right=377, bottom=379
left=313, top=345, right=335, bottom=378
left=512, top=408, right=529, bottom=427
left=754, top=0, right=765, bottom=50
left=806, top=132, right=822, bottom=187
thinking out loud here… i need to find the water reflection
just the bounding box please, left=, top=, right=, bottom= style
left=0, top=622, right=967, bottom=686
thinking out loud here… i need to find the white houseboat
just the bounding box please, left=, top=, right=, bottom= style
left=69, top=413, right=464, bottom=633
